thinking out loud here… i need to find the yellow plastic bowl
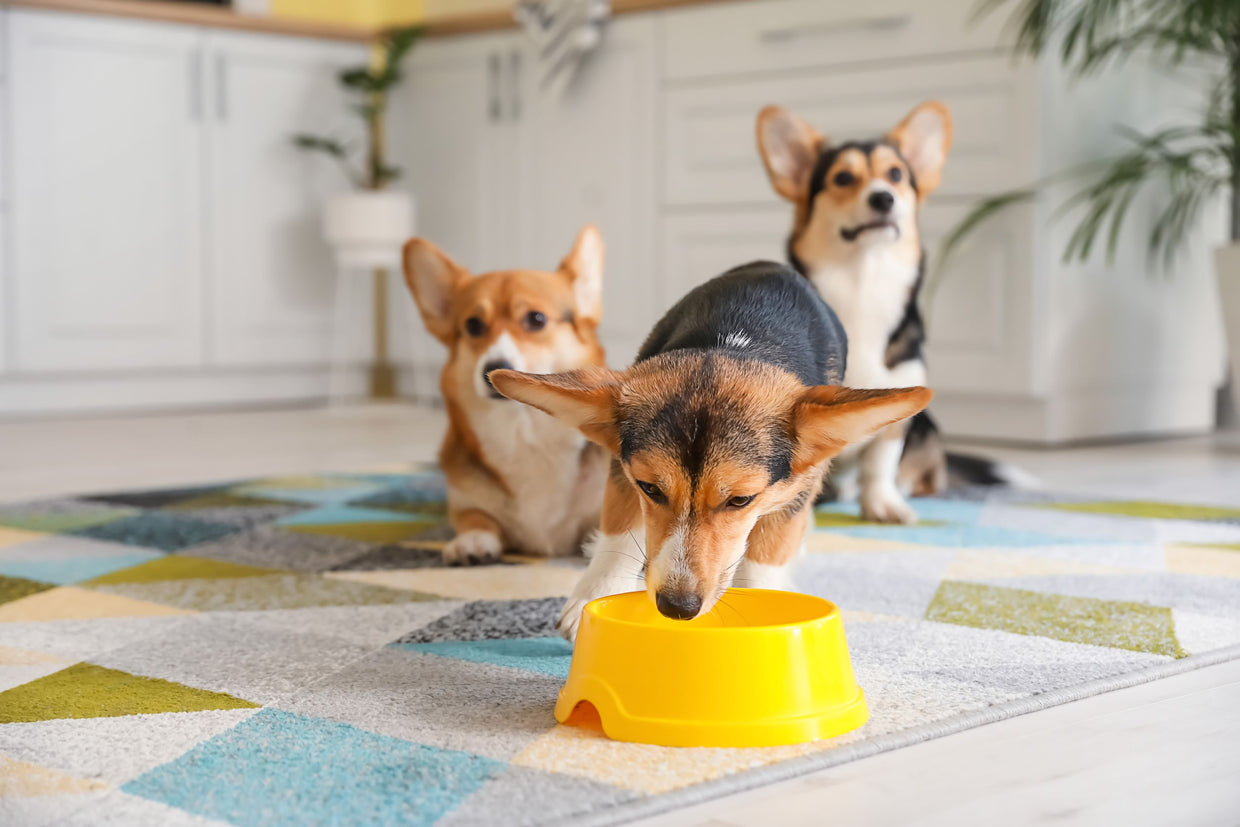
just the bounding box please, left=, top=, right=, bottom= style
left=554, top=588, right=868, bottom=747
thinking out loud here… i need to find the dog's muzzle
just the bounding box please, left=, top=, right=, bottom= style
left=840, top=221, right=898, bottom=242
left=481, top=360, right=512, bottom=399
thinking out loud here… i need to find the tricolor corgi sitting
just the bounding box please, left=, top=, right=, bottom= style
left=402, top=226, right=609, bottom=564
left=757, top=101, right=967, bottom=524
left=491, top=262, right=930, bottom=640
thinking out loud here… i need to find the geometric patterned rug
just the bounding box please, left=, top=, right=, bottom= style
left=2, top=466, right=1240, bottom=826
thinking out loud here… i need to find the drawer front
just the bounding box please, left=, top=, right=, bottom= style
left=662, top=202, right=1035, bottom=397
left=663, top=56, right=1037, bottom=207
left=662, top=0, right=1008, bottom=82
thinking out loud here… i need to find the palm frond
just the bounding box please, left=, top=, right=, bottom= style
left=936, top=188, right=1037, bottom=271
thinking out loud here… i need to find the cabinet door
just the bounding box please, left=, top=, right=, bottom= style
left=387, top=31, right=521, bottom=378
left=0, top=9, right=8, bottom=375
left=661, top=210, right=789, bottom=318
left=9, top=11, right=205, bottom=372
left=205, top=31, right=366, bottom=367
left=663, top=55, right=1038, bottom=207
left=516, top=16, right=658, bottom=365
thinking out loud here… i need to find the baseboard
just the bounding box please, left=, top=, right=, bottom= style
left=0, top=367, right=377, bottom=418
left=933, top=383, right=1219, bottom=445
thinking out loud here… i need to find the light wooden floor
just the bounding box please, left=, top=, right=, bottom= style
left=2, top=403, right=1238, bottom=826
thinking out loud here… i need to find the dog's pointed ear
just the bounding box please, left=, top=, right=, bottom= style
left=559, top=224, right=604, bottom=325
left=887, top=101, right=952, bottom=199
left=792, top=386, right=933, bottom=472
left=403, top=238, right=469, bottom=345
left=488, top=367, right=623, bottom=452
left=757, top=106, right=825, bottom=203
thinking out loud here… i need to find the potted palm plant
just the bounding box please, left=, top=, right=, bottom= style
left=294, top=25, right=422, bottom=268
left=293, top=25, right=422, bottom=398
left=942, top=0, right=1240, bottom=414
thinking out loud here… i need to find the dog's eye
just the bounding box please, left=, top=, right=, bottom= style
left=464, top=317, right=486, bottom=337
left=832, top=170, right=856, bottom=188
left=523, top=310, right=547, bottom=331
left=726, top=495, right=755, bottom=509
left=636, top=481, right=666, bottom=505
left=887, top=167, right=903, bottom=184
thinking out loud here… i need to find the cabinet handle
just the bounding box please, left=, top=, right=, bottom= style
left=188, top=49, right=203, bottom=122
left=487, top=52, right=501, bottom=121
left=759, top=14, right=910, bottom=43
left=215, top=55, right=228, bottom=121
left=508, top=50, right=522, bottom=120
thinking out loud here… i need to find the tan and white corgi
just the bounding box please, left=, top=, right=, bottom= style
left=491, top=261, right=930, bottom=639
left=402, top=225, right=609, bottom=564
left=757, top=101, right=965, bottom=524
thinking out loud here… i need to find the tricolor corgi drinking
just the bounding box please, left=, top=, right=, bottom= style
left=402, top=225, right=609, bottom=564
left=491, top=261, right=930, bottom=640
left=757, top=101, right=965, bottom=524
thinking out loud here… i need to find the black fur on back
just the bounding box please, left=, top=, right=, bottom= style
left=637, top=260, right=847, bottom=386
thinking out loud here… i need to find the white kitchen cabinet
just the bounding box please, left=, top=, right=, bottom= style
left=661, top=210, right=788, bottom=314
left=392, top=31, right=523, bottom=275
left=0, top=8, right=8, bottom=375
left=391, top=19, right=660, bottom=374
left=515, top=15, right=659, bottom=364
left=388, top=30, right=524, bottom=382
left=204, top=31, right=366, bottom=367
left=661, top=0, right=1008, bottom=82
left=663, top=55, right=1038, bottom=207
left=9, top=11, right=206, bottom=372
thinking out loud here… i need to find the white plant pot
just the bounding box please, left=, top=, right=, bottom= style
left=1216, top=243, right=1240, bottom=416
left=323, top=190, right=416, bottom=271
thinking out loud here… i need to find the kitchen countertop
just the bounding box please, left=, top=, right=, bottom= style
left=4, top=0, right=735, bottom=40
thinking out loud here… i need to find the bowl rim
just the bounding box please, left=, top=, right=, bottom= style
left=582, top=588, right=840, bottom=635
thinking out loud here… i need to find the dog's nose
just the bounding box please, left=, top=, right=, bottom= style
left=656, top=590, right=702, bottom=620
left=482, top=360, right=512, bottom=391
left=868, top=190, right=895, bottom=213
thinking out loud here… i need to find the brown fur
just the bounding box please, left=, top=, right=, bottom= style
left=402, top=226, right=610, bottom=563
left=757, top=101, right=954, bottom=522
left=491, top=353, right=930, bottom=619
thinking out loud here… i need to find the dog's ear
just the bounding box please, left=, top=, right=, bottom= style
left=887, top=101, right=952, bottom=199
left=403, top=238, right=469, bottom=345
left=559, top=224, right=604, bottom=325
left=792, top=386, right=933, bottom=472
left=757, top=106, right=825, bottom=203
left=488, top=367, right=623, bottom=453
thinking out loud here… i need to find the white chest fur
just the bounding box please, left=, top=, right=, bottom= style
left=467, top=401, right=595, bottom=555
left=809, top=249, right=926, bottom=390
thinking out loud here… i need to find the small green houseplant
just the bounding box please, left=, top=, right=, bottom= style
left=295, top=26, right=423, bottom=400
left=292, top=25, right=423, bottom=191
left=941, top=0, right=1240, bottom=413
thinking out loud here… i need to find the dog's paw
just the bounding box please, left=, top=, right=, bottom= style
left=860, top=488, right=917, bottom=525
left=443, top=530, right=504, bottom=565
left=557, top=597, right=589, bottom=642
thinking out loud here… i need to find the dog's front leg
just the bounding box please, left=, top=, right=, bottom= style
left=858, top=422, right=917, bottom=525
left=736, top=495, right=812, bottom=591
left=444, top=508, right=505, bottom=565
left=558, top=466, right=645, bottom=642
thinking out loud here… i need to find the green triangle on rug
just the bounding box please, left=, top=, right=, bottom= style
left=0, top=662, right=258, bottom=723
left=282, top=521, right=439, bottom=544
left=925, top=580, right=1186, bottom=657
left=163, top=492, right=294, bottom=510
left=1038, top=501, right=1240, bottom=521
left=0, top=573, right=55, bottom=606
left=83, top=555, right=283, bottom=586
left=814, top=511, right=945, bottom=528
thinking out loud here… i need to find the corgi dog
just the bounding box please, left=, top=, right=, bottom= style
left=757, top=101, right=965, bottom=524
left=491, top=261, right=930, bottom=639
left=402, top=225, right=609, bottom=564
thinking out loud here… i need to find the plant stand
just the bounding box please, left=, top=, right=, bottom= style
left=323, top=190, right=415, bottom=403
